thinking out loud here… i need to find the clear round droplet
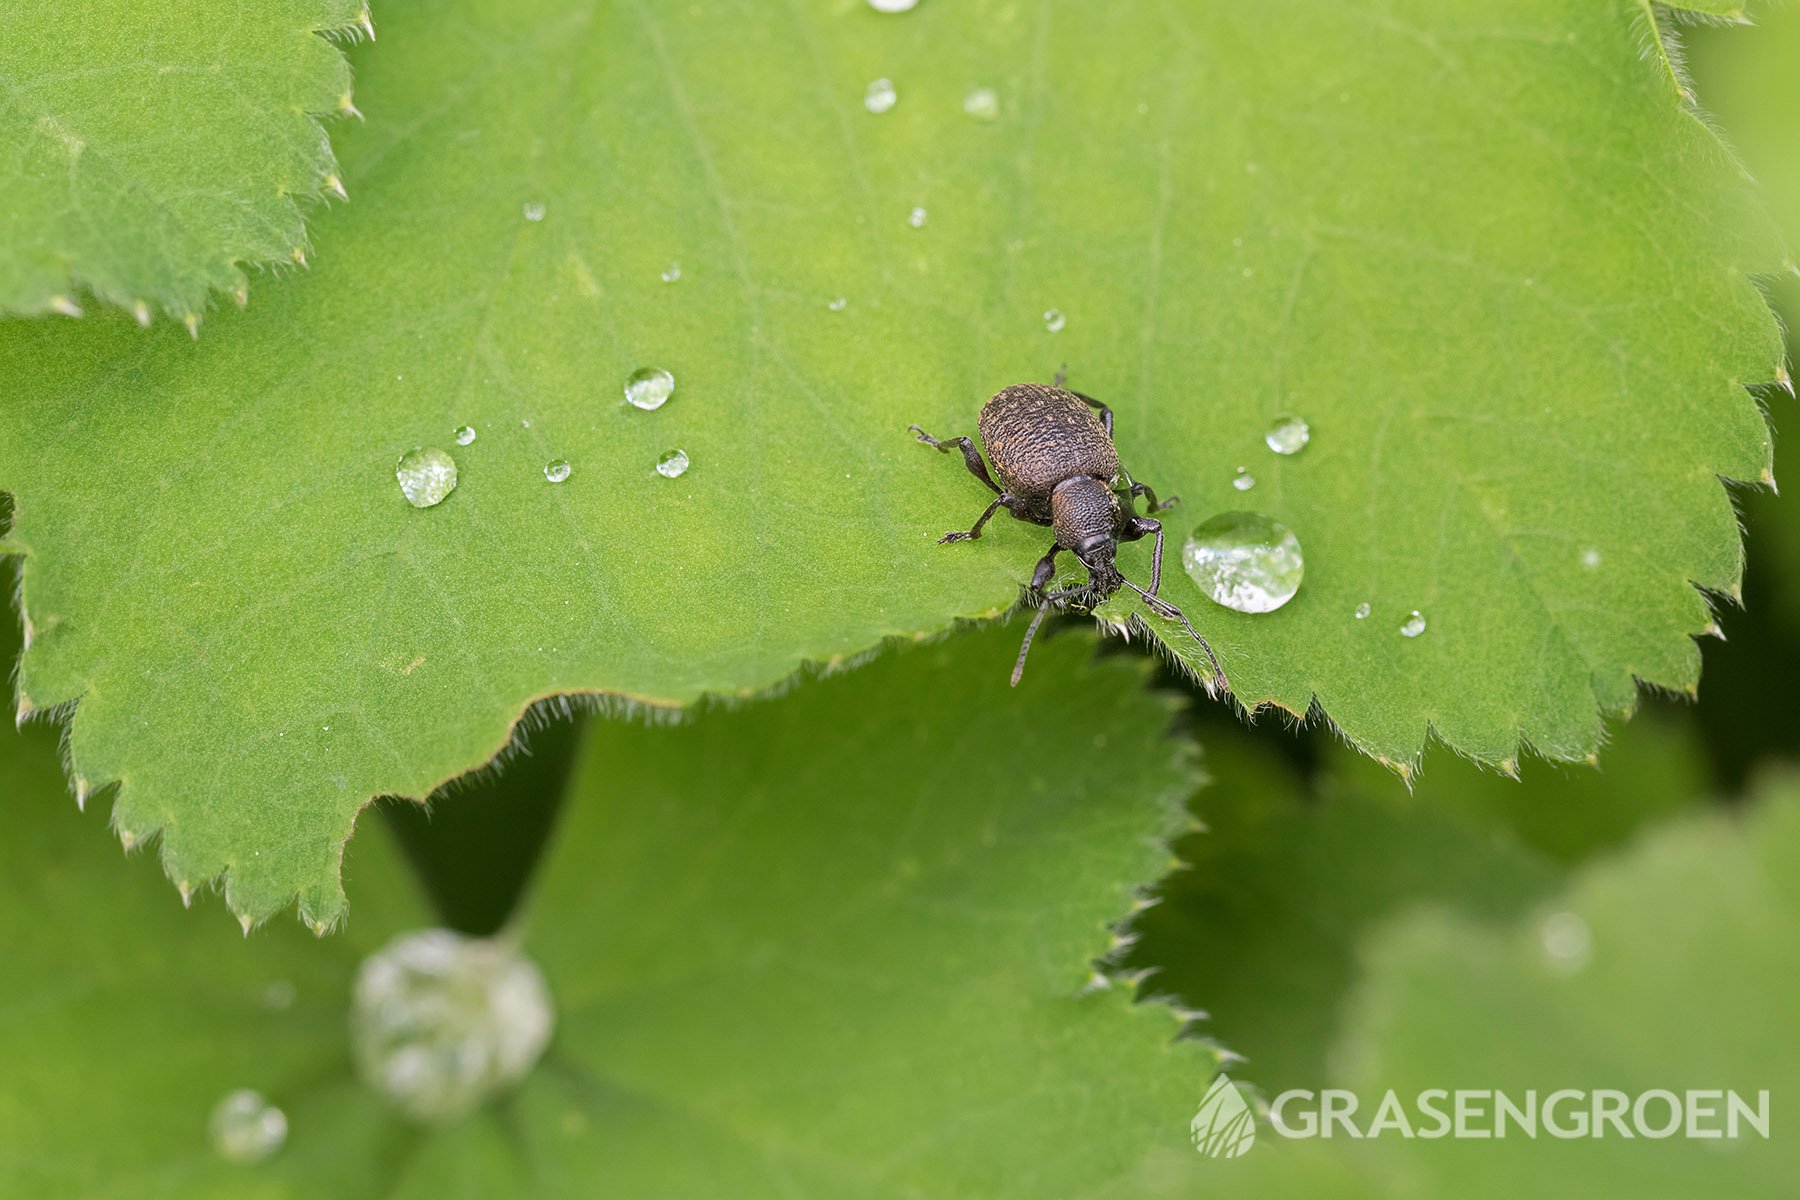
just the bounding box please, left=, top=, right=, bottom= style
left=1581, top=547, right=1602, bottom=569
left=655, top=448, right=691, bottom=478
left=209, top=1089, right=287, bottom=1164
left=1043, top=308, right=1066, bottom=333
left=1400, top=610, right=1427, bottom=638
left=1264, top=413, right=1310, bottom=455
left=395, top=447, right=458, bottom=508
left=1231, top=467, right=1256, bottom=491
left=1181, top=511, right=1304, bottom=614
left=453, top=425, right=477, bottom=446
left=864, top=78, right=898, bottom=114
left=867, top=0, right=920, bottom=11
left=1539, top=911, right=1591, bottom=974
left=351, top=929, right=555, bottom=1124
left=827, top=296, right=848, bottom=312
left=543, top=459, right=571, bottom=484
left=1354, top=602, right=1372, bottom=620
left=660, top=261, right=682, bottom=283
left=907, top=205, right=928, bottom=229
left=963, top=86, right=1000, bottom=121
left=624, top=366, right=676, bottom=411
left=522, top=201, right=546, bottom=222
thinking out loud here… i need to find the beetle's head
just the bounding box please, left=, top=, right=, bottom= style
left=1051, top=476, right=1127, bottom=590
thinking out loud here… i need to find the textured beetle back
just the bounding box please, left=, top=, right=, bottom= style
left=977, top=384, right=1120, bottom=498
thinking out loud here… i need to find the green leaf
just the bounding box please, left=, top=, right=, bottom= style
left=0, top=623, right=1222, bottom=1197
left=0, top=0, right=1782, bottom=922
left=0, top=0, right=366, bottom=322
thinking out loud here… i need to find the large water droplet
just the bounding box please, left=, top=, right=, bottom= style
left=350, top=929, right=555, bottom=1124
left=209, top=1089, right=287, bottom=1164
left=1264, top=413, right=1310, bottom=455
left=1043, top=308, right=1066, bottom=333
left=1181, top=511, right=1304, bottom=613
left=453, top=425, right=477, bottom=446
left=963, top=86, right=999, bottom=121
left=624, top=366, right=675, bottom=410
left=521, top=201, right=546, bottom=222
left=1354, top=601, right=1371, bottom=620
left=1231, top=467, right=1256, bottom=491
left=655, top=448, right=690, bottom=478
left=543, top=459, right=571, bottom=484
left=907, top=205, right=928, bottom=229
left=867, top=0, right=920, bottom=11
left=864, top=78, right=898, bottom=114
left=1399, top=610, right=1427, bottom=638
left=395, top=447, right=457, bottom=508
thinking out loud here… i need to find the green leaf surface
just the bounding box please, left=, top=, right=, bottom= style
left=0, top=623, right=1221, bottom=1198
left=0, top=1, right=366, bottom=322
left=0, top=0, right=1783, bottom=922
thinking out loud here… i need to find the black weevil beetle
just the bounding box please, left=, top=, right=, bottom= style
left=910, top=374, right=1227, bottom=689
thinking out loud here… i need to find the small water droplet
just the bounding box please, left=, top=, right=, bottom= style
left=522, top=201, right=546, bottom=222
left=907, top=205, right=928, bottom=229
left=1231, top=467, right=1256, bottom=491
left=1399, top=610, right=1427, bottom=638
left=1264, top=414, right=1310, bottom=455
left=655, top=449, right=691, bottom=478
left=827, top=295, right=848, bottom=311
left=209, top=1089, right=287, bottom=1164
left=1182, top=512, right=1304, bottom=613
left=351, top=929, right=555, bottom=1124
left=453, top=425, right=477, bottom=446
left=624, top=366, right=676, bottom=411
left=864, top=78, right=898, bottom=114
left=1354, top=602, right=1371, bottom=620
left=660, top=261, right=682, bottom=283
left=1043, top=308, right=1066, bottom=333
left=867, top=0, right=920, bottom=10
left=963, top=86, right=999, bottom=121
left=395, top=447, right=457, bottom=508
left=1539, top=911, right=1591, bottom=973
left=543, top=459, right=571, bottom=484
left=1581, top=547, right=1602, bottom=569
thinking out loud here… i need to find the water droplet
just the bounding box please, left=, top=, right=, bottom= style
left=522, top=201, right=545, bottom=222
left=1043, top=308, right=1066, bottom=333
left=864, top=78, right=898, bottom=114
left=660, top=261, right=682, bottom=283
left=1354, top=602, right=1371, bottom=620
left=395, top=447, right=457, bottom=508
left=1264, top=414, right=1310, bottom=455
left=907, top=205, right=928, bottom=229
left=1181, top=511, right=1304, bottom=614
left=209, top=1089, right=287, bottom=1164
left=1231, top=467, right=1256, bottom=492
left=866, top=0, right=920, bottom=11
left=1539, top=911, right=1591, bottom=974
left=453, top=425, right=477, bottom=446
left=655, top=449, right=691, bottom=478
left=543, top=459, right=571, bottom=484
left=1399, top=610, right=1427, bottom=638
left=1581, top=547, right=1602, bottom=569
left=963, top=86, right=999, bottom=121
left=351, top=929, right=555, bottom=1124
left=827, top=296, right=848, bottom=312
left=624, top=366, right=676, bottom=411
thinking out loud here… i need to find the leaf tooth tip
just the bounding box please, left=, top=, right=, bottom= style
left=177, top=879, right=193, bottom=908
left=1497, top=757, right=1519, bottom=780
left=118, top=828, right=139, bottom=851
left=325, top=174, right=348, bottom=201
left=232, top=285, right=248, bottom=309
left=339, top=94, right=364, bottom=121
left=74, top=776, right=89, bottom=811
left=239, top=913, right=255, bottom=937
left=1079, top=971, right=1113, bottom=994
left=132, top=300, right=151, bottom=327
left=304, top=914, right=331, bottom=938
left=291, top=247, right=309, bottom=268
left=359, top=6, right=374, bottom=39
left=14, top=695, right=31, bottom=729
left=183, top=313, right=201, bottom=339
left=48, top=295, right=82, bottom=319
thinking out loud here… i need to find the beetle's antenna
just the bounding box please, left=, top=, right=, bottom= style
left=1011, top=603, right=1053, bottom=687
left=1120, top=579, right=1228, bottom=693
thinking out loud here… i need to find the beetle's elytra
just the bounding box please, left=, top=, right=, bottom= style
left=910, top=376, right=1226, bottom=689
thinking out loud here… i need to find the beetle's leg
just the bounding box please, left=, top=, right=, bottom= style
left=1121, top=516, right=1165, bottom=595
left=1028, top=544, right=1061, bottom=592
left=1121, top=479, right=1178, bottom=514
left=1066, top=390, right=1114, bottom=438
left=940, top=493, right=1029, bottom=544
left=909, top=425, right=1001, bottom=494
